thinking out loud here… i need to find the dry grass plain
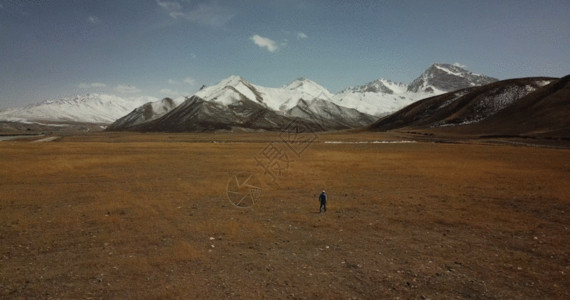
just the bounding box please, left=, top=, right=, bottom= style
left=1, top=132, right=569, bottom=299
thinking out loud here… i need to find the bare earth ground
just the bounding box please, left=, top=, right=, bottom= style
left=0, top=132, right=569, bottom=299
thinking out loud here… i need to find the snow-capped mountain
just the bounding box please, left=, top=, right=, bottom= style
left=332, top=63, right=498, bottom=115
left=109, top=77, right=374, bottom=132
left=0, top=94, right=157, bottom=124
left=106, top=97, right=185, bottom=130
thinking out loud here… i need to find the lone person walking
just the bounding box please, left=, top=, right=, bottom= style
left=319, top=190, right=327, bottom=213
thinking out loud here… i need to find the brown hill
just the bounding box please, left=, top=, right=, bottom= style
left=369, top=76, right=569, bottom=140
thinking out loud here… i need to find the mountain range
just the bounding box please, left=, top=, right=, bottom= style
left=0, top=64, right=497, bottom=131
left=106, top=64, right=497, bottom=132
left=0, top=64, right=566, bottom=140
left=108, top=76, right=378, bottom=132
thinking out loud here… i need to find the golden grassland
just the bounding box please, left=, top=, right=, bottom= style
left=0, top=132, right=569, bottom=299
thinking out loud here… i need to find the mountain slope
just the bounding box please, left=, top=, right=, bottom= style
left=132, top=96, right=237, bottom=132
left=369, top=76, right=568, bottom=139
left=106, top=97, right=184, bottom=130
left=286, top=98, right=377, bottom=130
left=121, top=96, right=316, bottom=132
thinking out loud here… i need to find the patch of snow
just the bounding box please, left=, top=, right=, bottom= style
left=536, top=80, right=554, bottom=87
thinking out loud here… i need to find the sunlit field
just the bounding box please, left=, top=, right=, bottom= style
left=1, top=132, right=569, bottom=299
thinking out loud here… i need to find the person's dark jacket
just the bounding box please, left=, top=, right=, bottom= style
left=319, top=192, right=327, bottom=204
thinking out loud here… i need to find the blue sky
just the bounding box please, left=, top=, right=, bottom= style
left=1, top=0, right=569, bottom=108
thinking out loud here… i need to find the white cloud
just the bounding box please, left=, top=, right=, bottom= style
left=183, top=77, right=196, bottom=86
left=453, top=62, right=467, bottom=68
left=156, top=0, right=234, bottom=27
left=190, top=53, right=197, bottom=59
left=116, top=84, right=141, bottom=94
left=168, top=79, right=178, bottom=85
left=250, top=34, right=278, bottom=52
left=297, top=32, right=308, bottom=40
left=87, top=16, right=100, bottom=24
left=78, top=82, right=106, bottom=89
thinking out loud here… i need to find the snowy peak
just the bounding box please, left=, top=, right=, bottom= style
left=194, top=75, right=264, bottom=106
left=433, top=64, right=473, bottom=76
left=407, top=63, right=498, bottom=93
left=193, top=75, right=334, bottom=112
left=285, top=77, right=328, bottom=93
left=218, top=75, right=243, bottom=86
left=282, top=77, right=334, bottom=101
